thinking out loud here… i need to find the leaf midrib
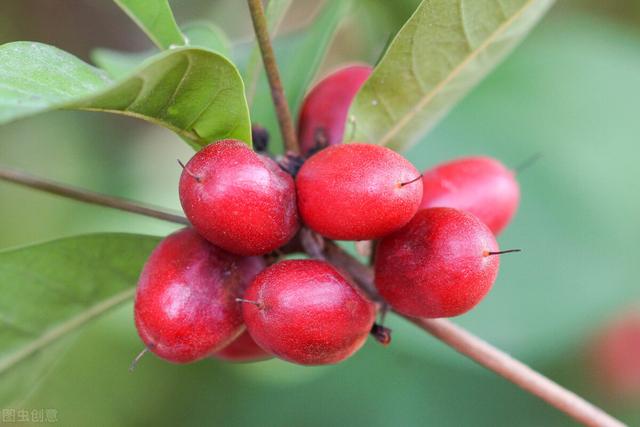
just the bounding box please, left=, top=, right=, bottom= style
left=377, top=0, right=540, bottom=146
left=0, top=288, right=135, bottom=375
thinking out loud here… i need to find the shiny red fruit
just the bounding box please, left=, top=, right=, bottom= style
left=298, top=65, right=372, bottom=156
left=134, top=228, right=266, bottom=363
left=375, top=208, right=500, bottom=318
left=296, top=143, right=423, bottom=240
left=420, top=156, right=520, bottom=235
left=242, top=260, right=375, bottom=365
left=179, top=139, right=299, bottom=256
left=212, top=330, right=272, bottom=363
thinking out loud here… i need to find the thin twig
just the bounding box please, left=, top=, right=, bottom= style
left=515, top=152, right=543, bottom=174
left=409, top=318, right=624, bottom=427
left=247, top=0, right=299, bottom=154
left=324, top=243, right=625, bottom=427
left=323, top=240, right=378, bottom=301
left=245, top=0, right=293, bottom=106
left=299, top=227, right=326, bottom=260
left=0, top=166, right=189, bottom=225
left=0, top=166, right=625, bottom=426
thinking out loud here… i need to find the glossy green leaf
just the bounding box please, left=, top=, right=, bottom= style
left=0, top=42, right=252, bottom=148
left=113, top=0, right=185, bottom=49
left=245, top=0, right=294, bottom=105
left=348, top=0, right=554, bottom=151
left=0, top=233, right=160, bottom=406
left=251, top=0, right=352, bottom=153
left=92, top=22, right=232, bottom=80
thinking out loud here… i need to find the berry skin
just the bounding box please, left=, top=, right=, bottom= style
left=242, top=260, right=375, bottom=365
left=134, top=228, right=266, bottom=363
left=420, top=156, right=520, bottom=235
left=179, top=139, right=299, bottom=256
left=589, top=309, right=640, bottom=399
left=375, top=208, right=500, bottom=318
left=298, top=65, right=372, bottom=156
left=212, top=330, right=272, bottom=363
left=296, top=143, right=423, bottom=241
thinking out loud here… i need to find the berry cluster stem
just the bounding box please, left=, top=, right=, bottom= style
left=0, top=166, right=189, bottom=225
left=246, top=0, right=299, bottom=154
left=0, top=164, right=624, bottom=427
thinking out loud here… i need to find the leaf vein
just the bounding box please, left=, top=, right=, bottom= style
left=377, top=0, right=542, bottom=146
left=0, top=288, right=135, bottom=375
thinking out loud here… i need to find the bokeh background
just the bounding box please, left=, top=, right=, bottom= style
left=1, top=0, right=639, bottom=425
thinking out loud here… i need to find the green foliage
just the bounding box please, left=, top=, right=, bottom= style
left=5, top=1, right=634, bottom=424
left=27, top=322, right=570, bottom=426
left=0, top=234, right=159, bottom=406
left=349, top=0, right=554, bottom=151
left=181, top=21, right=231, bottom=55
left=250, top=0, right=352, bottom=153
left=393, top=15, right=640, bottom=368
left=92, top=22, right=232, bottom=79
left=0, top=42, right=251, bottom=149
left=113, top=0, right=185, bottom=49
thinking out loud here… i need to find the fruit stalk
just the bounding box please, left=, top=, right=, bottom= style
left=0, top=165, right=624, bottom=426
left=0, top=166, right=189, bottom=225
left=246, top=0, right=299, bottom=154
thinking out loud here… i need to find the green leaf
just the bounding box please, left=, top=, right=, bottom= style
left=245, top=0, right=294, bottom=105
left=0, top=233, right=160, bottom=406
left=0, top=42, right=252, bottom=149
left=181, top=21, right=231, bottom=56
left=92, top=22, right=232, bottom=80
left=394, top=14, right=640, bottom=368
left=348, top=0, right=554, bottom=151
left=251, top=0, right=352, bottom=153
left=113, top=0, right=185, bottom=49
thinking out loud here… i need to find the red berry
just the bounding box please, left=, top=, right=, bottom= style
left=298, top=65, right=372, bottom=156
left=212, top=330, right=272, bottom=363
left=590, top=309, right=640, bottom=399
left=179, top=139, right=299, bottom=256
left=420, top=156, right=520, bottom=235
left=375, top=208, right=500, bottom=318
left=242, top=260, right=375, bottom=365
left=134, top=228, right=266, bottom=363
left=296, top=143, right=423, bottom=240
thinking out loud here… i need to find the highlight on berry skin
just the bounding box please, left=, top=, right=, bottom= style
left=296, top=143, right=424, bottom=241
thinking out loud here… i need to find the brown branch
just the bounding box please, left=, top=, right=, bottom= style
left=0, top=166, right=189, bottom=225
left=323, top=243, right=625, bottom=427
left=323, top=240, right=378, bottom=301
left=409, top=317, right=625, bottom=427
left=247, top=0, right=299, bottom=154
left=0, top=165, right=625, bottom=426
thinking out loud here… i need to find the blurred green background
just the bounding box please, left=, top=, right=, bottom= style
left=1, top=0, right=639, bottom=425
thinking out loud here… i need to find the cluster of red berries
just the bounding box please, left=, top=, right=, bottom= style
left=133, top=65, right=520, bottom=366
